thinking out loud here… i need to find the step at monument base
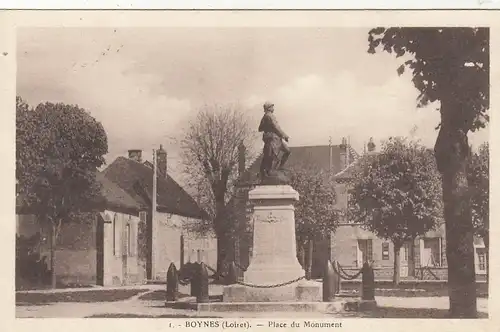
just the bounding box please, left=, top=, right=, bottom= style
left=194, top=299, right=377, bottom=313
left=223, top=280, right=321, bottom=302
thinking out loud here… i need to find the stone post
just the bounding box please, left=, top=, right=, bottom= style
left=197, top=263, right=210, bottom=303
left=322, top=260, right=336, bottom=302
left=190, top=262, right=200, bottom=297
left=166, top=263, right=178, bottom=302
left=226, top=261, right=238, bottom=285
left=361, top=262, right=375, bottom=301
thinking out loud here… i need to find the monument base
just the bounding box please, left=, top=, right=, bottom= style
left=223, top=280, right=321, bottom=302
left=190, top=298, right=378, bottom=314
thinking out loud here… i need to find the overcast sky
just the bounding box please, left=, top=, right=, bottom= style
left=17, top=27, right=489, bottom=183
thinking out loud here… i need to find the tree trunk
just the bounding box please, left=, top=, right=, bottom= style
left=297, top=242, right=305, bottom=269
left=306, top=239, right=313, bottom=280
left=393, top=243, right=401, bottom=286
left=50, top=222, right=57, bottom=289
left=215, top=234, right=227, bottom=281
left=435, top=118, right=477, bottom=318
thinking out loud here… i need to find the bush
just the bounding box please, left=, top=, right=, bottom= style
left=16, top=234, right=51, bottom=289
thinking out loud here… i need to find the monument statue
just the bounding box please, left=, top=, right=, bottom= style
left=221, top=102, right=317, bottom=305
left=258, top=102, right=291, bottom=184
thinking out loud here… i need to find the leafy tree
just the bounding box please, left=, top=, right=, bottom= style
left=349, top=137, right=442, bottom=285
left=368, top=27, right=489, bottom=317
left=468, top=142, right=489, bottom=275
left=16, top=98, right=108, bottom=288
left=289, top=166, right=338, bottom=279
left=180, top=104, right=255, bottom=279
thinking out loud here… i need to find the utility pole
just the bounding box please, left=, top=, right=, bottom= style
left=151, top=149, right=158, bottom=279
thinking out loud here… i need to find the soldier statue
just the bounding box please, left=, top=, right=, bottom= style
left=258, top=102, right=291, bottom=184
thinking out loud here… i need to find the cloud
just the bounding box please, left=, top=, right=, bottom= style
left=253, top=71, right=488, bottom=153
left=17, top=27, right=489, bottom=186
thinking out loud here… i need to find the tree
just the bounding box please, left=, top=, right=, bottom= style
left=468, top=142, right=489, bottom=275
left=289, top=166, right=338, bottom=279
left=16, top=98, right=108, bottom=288
left=349, top=137, right=442, bottom=285
left=180, top=104, right=255, bottom=279
left=368, top=27, right=489, bottom=317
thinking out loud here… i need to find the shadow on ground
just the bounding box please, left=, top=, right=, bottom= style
left=86, top=314, right=220, bottom=318
left=338, top=307, right=489, bottom=319
left=86, top=307, right=489, bottom=319
left=16, top=289, right=144, bottom=306
left=339, top=282, right=488, bottom=298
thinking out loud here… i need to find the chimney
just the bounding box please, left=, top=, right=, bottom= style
left=156, top=145, right=167, bottom=178
left=328, top=137, right=333, bottom=171
left=238, top=142, right=246, bottom=176
left=339, top=137, right=348, bottom=170
left=128, top=149, right=142, bottom=162
left=367, top=137, right=376, bottom=153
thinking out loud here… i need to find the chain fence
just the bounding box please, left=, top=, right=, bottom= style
left=332, top=260, right=363, bottom=280
left=181, top=262, right=305, bottom=289
left=235, top=276, right=305, bottom=288
left=177, top=260, right=368, bottom=292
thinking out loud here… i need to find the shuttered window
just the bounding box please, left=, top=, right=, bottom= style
left=357, top=239, right=373, bottom=267
left=477, top=248, right=486, bottom=271
left=382, top=242, right=390, bottom=260
left=113, top=214, right=121, bottom=257
left=422, top=237, right=441, bottom=267
left=113, top=214, right=117, bottom=256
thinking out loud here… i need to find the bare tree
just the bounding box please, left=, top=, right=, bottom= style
left=181, top=103, right=256, bottom=278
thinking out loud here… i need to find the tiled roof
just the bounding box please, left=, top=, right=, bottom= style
left=16, top=171, right=143, bottom=215
left=102, top=156, right=208, bottom=220
left=238, top=144, right=359, bottom=185
left=96, top=172, right=145, bottom=212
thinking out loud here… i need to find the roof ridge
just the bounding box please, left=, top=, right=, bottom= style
left=104, top=156, right=209, bottom=220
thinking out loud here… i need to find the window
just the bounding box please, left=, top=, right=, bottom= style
left=477, top=248, right=487, bottom=271
left=139, top=211, right=147, bottom=223
left=422, top=237, right=442, bottom=267
left=382, top=242, right=390, bottom=260
left=402, top=242, right=410, bottom=262
left=126, top=223, right=132, bottom=256
left=113, top=215, right=117, bottom=256
left=357, top=239, right=373, bottom=267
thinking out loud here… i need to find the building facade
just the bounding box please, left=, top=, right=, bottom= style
left=16, top=147, right=217, bottom=289
left=331, top=147, right=488, bottom=281
left=232, top=139, right=488, bottom=281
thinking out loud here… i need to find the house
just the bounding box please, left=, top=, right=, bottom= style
left=332, top=143, right=488, bottom=281
left=102, top=147, right=216, bottom=281
left=16, top=172, right=147, bottom=287
left=16, top=146, right=216, bottom=288
left=232, top=138, right=488, bottom=281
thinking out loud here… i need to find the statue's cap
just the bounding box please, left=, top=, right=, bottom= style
left=263, top=101, right=274, bottom=111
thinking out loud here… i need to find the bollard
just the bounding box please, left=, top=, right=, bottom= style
left=336, top=264, right=342, bottom=294
left=166, top=263, right=179, bottom=302
left=225, top=261, right=238, bottom=285
left=361, top=262, right=375, bottom=301
left=322, top=259, right=336, bottom=302
left=197, top=262, right=210, bottom=303
left=190, top=262, right=200, bottom=297
left=332, top=260, right=340, bottom=295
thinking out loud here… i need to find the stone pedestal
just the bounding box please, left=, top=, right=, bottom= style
left=223, top=185, right=318, bottom=302
left=244, top=185, right=304, bottom=285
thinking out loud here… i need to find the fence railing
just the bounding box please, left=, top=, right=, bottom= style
left=165, top=259, right=376, bottom=304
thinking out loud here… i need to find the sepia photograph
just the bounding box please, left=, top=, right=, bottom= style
left=11, top=13, right=491, bottom=321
